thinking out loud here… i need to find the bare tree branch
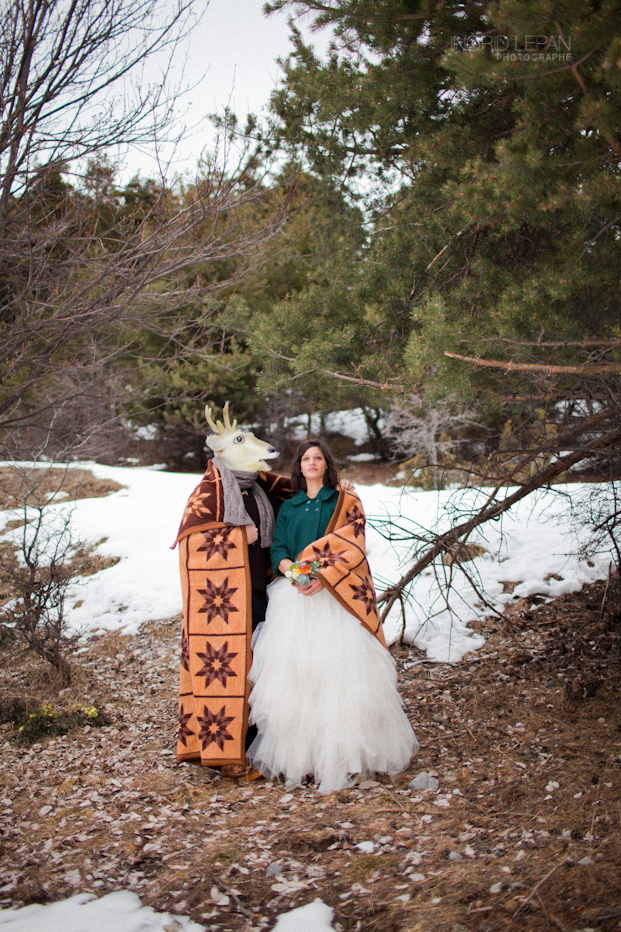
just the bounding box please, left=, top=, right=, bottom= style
left=461, top=338, right=621, bottom=349
left=0, top=0, right=298, bottom=448
left=379, top=412, right=621, bottom=620
left=444, top=351, right=621, bottom=376
left=319, top=368, right=405, bottom=391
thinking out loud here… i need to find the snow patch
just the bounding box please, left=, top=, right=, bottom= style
left=363, top=483, right=612, bottom=662
left=0, top=891, right=336, bottom=932
left=271, top=897, right=334, bottom=931
left=285, top=409, right=379, bottom=445
left=0, top=891, right=203, bottom=932
left=347, top=453, right=377, bottom=463
left=0, top=461, right=198, bottom=638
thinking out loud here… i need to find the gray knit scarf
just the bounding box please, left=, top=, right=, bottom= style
left=213, top=456, right=275, bottom=548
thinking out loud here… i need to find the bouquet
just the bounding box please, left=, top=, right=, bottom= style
left=285, top=559, right=324, bottom=587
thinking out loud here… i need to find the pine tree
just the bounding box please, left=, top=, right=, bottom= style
left=243, top=0, right=621, bottom=419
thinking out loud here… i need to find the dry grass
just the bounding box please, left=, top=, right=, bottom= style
left=0, top=468, right=123, bottom=618
left=0, top=466, right=125, bottom=510
left=0, top=576, right=619, bottom=931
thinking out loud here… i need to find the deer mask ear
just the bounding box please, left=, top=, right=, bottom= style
left=207, top=435, right=224, bottom=453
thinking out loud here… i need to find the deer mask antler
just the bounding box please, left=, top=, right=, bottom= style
left=222, top=401, right=237, bottom=430
left=204, top=404, right=221, bottom=434
left=205, top=401, right=238, bottom=435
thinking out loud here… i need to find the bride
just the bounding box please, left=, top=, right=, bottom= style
left=247, top=439, right=418, bottom=792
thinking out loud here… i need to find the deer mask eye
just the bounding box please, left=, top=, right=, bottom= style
left=233, top=434, right=245, bottom=444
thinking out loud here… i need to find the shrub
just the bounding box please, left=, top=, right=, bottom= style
left=0, top=697, right=111, bottom=744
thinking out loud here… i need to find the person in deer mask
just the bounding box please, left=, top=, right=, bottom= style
left=172, top=404, right=355, bottom=778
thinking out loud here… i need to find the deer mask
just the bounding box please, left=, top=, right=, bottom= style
left=205, top=402, right=279, bottom=472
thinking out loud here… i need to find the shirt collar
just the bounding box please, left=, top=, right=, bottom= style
left=290, top=485, right=338, bottom=506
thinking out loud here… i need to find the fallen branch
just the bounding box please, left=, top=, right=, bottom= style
left=516, top=859, right=570, bottom=912
left=452, top=557, right=505, bottom=620
left=600, top=562, right=613, bottom=621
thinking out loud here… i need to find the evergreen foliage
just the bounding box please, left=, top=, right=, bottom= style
left=240, top=0, right=621, bottom=413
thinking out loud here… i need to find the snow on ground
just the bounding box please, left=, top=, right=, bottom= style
left=271, top=898, right=334, bottom=931
left=286, top=408, right=377, bottom=445
left=0, top=462, right=197, bottom=638
left=347, top=452, right=378, bottom=463
left=367, top=483, right=610, bottom=661
left=0, top=892, right=335, bottom=932
left=0, top=890, right=204, bottom=932
left=0, top=463, right=613, bottom=662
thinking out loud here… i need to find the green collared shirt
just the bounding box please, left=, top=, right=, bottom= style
left=270, top=485, right=339, bottom=571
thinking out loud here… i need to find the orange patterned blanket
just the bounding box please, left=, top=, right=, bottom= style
left=173, top=462, right=293, bottom=767
left=298, top=489, right=387, bottom=648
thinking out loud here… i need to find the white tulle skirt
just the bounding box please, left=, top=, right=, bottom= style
left=247, top=577, right=418, bottom=793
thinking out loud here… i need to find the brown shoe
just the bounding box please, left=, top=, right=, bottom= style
left=241, top=766, right=264, bottom=782
left=221, top=764, right=264, bottom=782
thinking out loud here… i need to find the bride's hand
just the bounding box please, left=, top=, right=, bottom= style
left=297, top=578, right=323, bottom=596
left=339, top=479, right=356, bottom=492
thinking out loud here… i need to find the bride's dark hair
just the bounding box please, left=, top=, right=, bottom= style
left=290, top=439, right=339, bottom=492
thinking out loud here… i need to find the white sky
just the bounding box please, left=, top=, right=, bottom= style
left=121, top=0, right=331, bottom=182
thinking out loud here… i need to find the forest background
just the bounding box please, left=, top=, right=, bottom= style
left=1, top=0, right=619, bottom=481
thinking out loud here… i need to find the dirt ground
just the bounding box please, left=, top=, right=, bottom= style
left=1, top=561, right=620, bottom=931
left=0, top=466, right=125, bottom=510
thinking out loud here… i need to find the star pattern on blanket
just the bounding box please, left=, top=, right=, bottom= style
left=197, top=527, right=236, bottom=561
left=180, top=626, right=190, bottom=672
left=347, top=504, right=366, bottom=538
left=197, top=577, right=239, bottom=624
left=197, top=704, right=235, bottom=751
left=183, top=488, right=213, bottom=521
left=196, top=641, right=238, bottom=688
left=349, top=579, right=376, bottom=615
left=178, top=704, right=194, bottom=747
left=310, top=542, right=346, bottom=567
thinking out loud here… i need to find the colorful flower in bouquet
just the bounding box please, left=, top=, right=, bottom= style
left=285, top=559, right=324, bottom=586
